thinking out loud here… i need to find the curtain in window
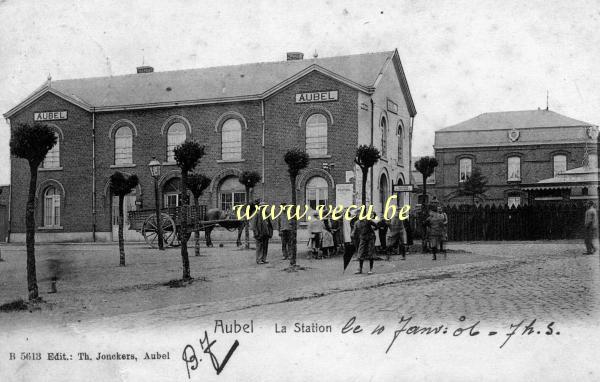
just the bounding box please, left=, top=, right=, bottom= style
left=43, top=132, right=60, bottom=168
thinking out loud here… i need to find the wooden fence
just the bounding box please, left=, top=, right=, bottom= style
left=415, top=203, right=590, bottom=242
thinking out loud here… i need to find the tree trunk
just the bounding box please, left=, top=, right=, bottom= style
left=180, top=171, right=191, bottom=280
left=194, top=196, right=200, bottom=257
left=289, top=175, right=298, bottom=267
left=118, top=195, right=125, bottom=266
left=244, top=185, right=250, bottom=249
left=422, top=174, right=427, bottom=201
left=26, top=163, right=39, bottom=301
left=361, top=167, right=368, bottom=205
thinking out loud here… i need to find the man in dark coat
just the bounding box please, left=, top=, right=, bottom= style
left=251, top=201, right=273, bottom=264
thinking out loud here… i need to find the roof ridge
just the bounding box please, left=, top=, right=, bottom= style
left=52, top=50, right=395, bottom=83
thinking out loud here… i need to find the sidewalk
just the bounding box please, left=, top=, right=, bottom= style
left=0, top=241, right=583, bottom=329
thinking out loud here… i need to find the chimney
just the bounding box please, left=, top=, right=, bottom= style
left=136, top=65, right=154, bottom=74
left=286, top=52, right=304, bottom=61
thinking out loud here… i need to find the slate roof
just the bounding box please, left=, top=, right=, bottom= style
left=7, top=50, right=417, bottom=117
left=439, top=109, right=593, bottom=132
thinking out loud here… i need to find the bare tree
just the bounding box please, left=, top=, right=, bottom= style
left=355, top=145, right=381, bottom=205
left=238, top=171, right=262, bottom=249
left=109, top=172, right=139, bottom=266
left=9, top=122, right=57, bottom=300
left=174, top=141, right=205, bottom=280
left=284, top=148, right=309, bottom=267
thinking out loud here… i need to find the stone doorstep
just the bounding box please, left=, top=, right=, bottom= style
left=82, top=257, right=536, bottom=329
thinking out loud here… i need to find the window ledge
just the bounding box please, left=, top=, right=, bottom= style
left=216, top=159, right=246, bottom=164
left=39, top=167, right=63, bottom=172
left=110, top=164, right=137, bottom=169
left=507, top=180, right=522, bottom=183
left=38, top=226, right=64, bottom=231
left=162, top=162, right=179, bottom=166
left=380, top=157, right=388, bottom=163
left=308, top=154, right=332, bottom=159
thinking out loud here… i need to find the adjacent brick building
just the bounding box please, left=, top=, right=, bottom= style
left=433, top=109, right=598, bottom=206
left=4, top=50, right=417, bottom=242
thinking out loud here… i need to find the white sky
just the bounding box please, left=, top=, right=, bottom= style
left=1, top=0, right=599, bottom=185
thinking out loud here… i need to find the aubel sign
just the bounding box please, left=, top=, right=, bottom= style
left=34, top=111, right=67, bottom=121
left=295, top=90, right=338, bottom=103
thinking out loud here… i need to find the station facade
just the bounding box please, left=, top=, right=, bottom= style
left=4, top=50, right=416, bottom=242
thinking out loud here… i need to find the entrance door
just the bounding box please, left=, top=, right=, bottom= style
left=112, top=192, right=140, bottom=241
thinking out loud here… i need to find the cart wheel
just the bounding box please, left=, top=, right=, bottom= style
left=142, top=213, right=176, bottom=248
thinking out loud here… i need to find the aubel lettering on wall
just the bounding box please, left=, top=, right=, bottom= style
left=295, top=90, right=338, bottom=103
left=34, top=111, right=68, bottom=121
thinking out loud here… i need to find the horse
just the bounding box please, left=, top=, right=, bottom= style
left=204, top=208, right=247, bottom=247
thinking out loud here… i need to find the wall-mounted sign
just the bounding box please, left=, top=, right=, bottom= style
left=393, top=184, right=414, bottom=193
left=387, top=99, right=398, bottom=114
left=34, top=111, right=67, bottom=121
left=360, top=102, right=369, bottom=111
left=295, top=90, right=338, bottom=103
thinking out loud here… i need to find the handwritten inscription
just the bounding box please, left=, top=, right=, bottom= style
left=182, top=330, right=239, bottom=379
left=337, top=316, right=560, bottom=354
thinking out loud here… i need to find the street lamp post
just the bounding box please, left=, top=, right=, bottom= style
left=149, top=157, right=164, bottom=250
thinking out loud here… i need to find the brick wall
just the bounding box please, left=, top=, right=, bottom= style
left=8, top=70, right=362, bottom=239
left=434, top=143, right=590, bottom=204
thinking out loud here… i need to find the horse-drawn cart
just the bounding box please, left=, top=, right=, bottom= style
left=128, top=205, right=244, bottom=248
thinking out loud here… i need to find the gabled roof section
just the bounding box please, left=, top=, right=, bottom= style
left=439, top=109, right=593, bottom=132
left=390, top=49, right=417, bottom=117
left=5, top=51, right=401, bottom=117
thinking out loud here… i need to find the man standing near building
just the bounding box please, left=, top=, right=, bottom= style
left=277, top=203, right=292, bottom=260
left=584, top=201, right=598, bottom=255
left=252, top=200, right=273, bottom=264
left=386, top=214, right=406, bottom=261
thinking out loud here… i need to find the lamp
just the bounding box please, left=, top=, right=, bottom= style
left=149, top=157, right=161, bottom=178
left=148, top=157, right=164, bottom=250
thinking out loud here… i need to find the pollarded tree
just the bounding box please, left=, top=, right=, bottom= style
left=284, top=148, right=309, bottom=267
left=414, top=156, right=438, bottom=203
left=238, top=171, right=262, bottom=249
left=109, top=171, right=139, bottom=266
left=9, top=122, right=57, bottom=300
left=186, top=173, right=211, bottom=257
left=354, top=145, right=381, bottom=205
left=459, top=167, right=488, bottom=206
left=174, top=141, right=205, bottom=280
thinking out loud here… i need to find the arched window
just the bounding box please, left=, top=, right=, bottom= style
left=380, top=116, right=387, bottom=158
left=459, top=158, right=472, bottom=182
left=306, top=176, right=328, bottom=210
left=43, top=186, right=61, bottom=227
left=166, top=123, right=187, bottom=162
left=219, top=176, right=246, bottom=211
left=114, top=126, right=133, bottom=165
left=42, top=132, right=60, bottom=168
left=306, top=114, right=328, bottom=157
left=221, top=119, right=242, bottom=161
left=397, top=121, right=404, bottom=163
left=553, top=155, right=567, bottom=177
left=379, top=174, right=389, bottom=213
left=507, top=156, right=521, bottom=181
left=163, top=178, right=181, bottom=207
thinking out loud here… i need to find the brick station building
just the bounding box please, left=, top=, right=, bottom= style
left=4, top=50, right=417, bottom=242
left=433, top=109, right=598, bottom=206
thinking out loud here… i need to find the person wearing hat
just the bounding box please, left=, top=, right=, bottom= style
left=251, top=199, right=273, bottom=264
